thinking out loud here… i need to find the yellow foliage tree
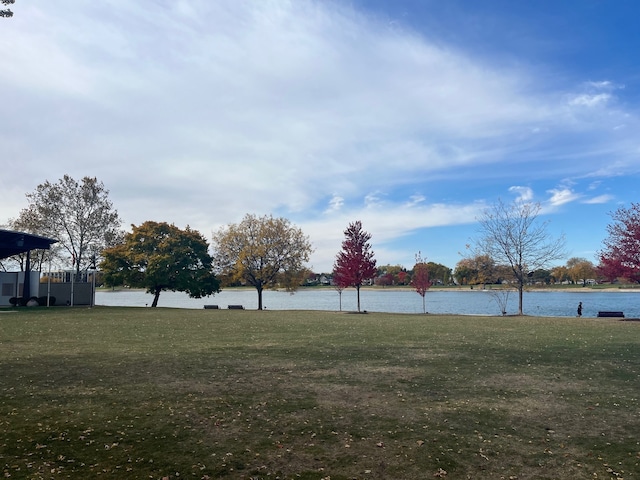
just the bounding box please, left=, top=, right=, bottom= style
left=212, top=214, right=313, bottom=310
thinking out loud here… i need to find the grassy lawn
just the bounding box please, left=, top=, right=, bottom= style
left=1, top=307, right=638, bottom=479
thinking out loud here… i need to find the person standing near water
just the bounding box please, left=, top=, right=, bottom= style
left=577, top=302, right=583, bottom=317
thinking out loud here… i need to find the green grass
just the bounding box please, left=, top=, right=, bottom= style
left=1, top=307, right=639, bottom=479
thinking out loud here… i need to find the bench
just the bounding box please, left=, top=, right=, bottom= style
left=227, top=305, right=244, bottom=310
left=597, top=311, right=625, bottom=318
left=203, top=305, right=219, bottom=309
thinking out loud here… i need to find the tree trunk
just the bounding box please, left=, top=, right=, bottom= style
left=356, top=285, right=361, bottom=312
left=23, top=250, right=32, bottom=300
left=517, top=282, right=524, bottom=315
left=151, top=288, right=161, bottom=307
left=257, top=285, right=264, bottom=310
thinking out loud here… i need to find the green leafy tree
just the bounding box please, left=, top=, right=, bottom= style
left=101, top=221, right=220, bottom=307
left=530, top=268, right=552, bottom=285
left=212, top=214, right=313, bottom=310
left=425, top=262, right=452, bottom=285
left=453, top=257, right=476, bottom=285
left=19, top=175, right=122, bottom=276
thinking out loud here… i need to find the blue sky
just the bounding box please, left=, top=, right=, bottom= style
left=1, top=1, right=639, bottom=272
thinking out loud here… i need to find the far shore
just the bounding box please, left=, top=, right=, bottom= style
left=348, top=284, right=640, bottom=293
left=98, top=284, right=640, bottom=293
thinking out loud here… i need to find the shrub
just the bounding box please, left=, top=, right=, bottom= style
left=37, top=296, right=56, bottom=306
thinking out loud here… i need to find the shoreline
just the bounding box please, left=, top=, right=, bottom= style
left=97, top=285, right=640, bottom=294
left=357, top=286, right=640, bottom=293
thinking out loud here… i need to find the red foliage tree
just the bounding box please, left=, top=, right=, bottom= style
left=411, top=252, right=432, bottom=313
left=333, top=221, right=377, bottom=312
left=598, top=203, right=640, bottom=283
left=375, top=273, right=394, bottom=287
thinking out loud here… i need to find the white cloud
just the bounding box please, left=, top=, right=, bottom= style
left=508, top=186, right=534, bottom=202
left=587, top=80, right=613, bottom=89
left=300, top=197, right=485, bottom=270
left=406, top=194, right=426, bottom=206
left=568, top=93, right=611, bottom=108
left=583, top=194, right=614, bottom=204
left=324, top=195, right=344, bottom=213
left=546, top=188, right=580, bottom=207
left=364, top=192, right=385, bottom=208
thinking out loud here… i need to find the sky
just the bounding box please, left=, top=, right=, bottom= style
left=1, top=0, right=640, bottom=273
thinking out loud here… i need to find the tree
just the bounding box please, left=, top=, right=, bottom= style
left=374, top=273, right=394, bottom=287
left=453, top=258, right=476, bottom=285
left=333, top=220, right=377, bottom=312
left=1, top=0, right=14, bottom=18
left=333, top=283, right=345, bottom=312
left=411, top=252, right=431, bottom=313
left=474, top=199, right=566, bottom=315
left=425, top=262, right=452, bottom=285
left=551, top=265, right=570, bottom=284
left=566, top=257, right=595, bottom=286
left=19, top=175, right=122, bottom=276
left=453, top=255, right=496, bottom=286
left=487, top=287, right=513, bottom=316
left=530, top=268, right=552, bottom=285
left=598, top=203, right=640, bottom=283
left=332, top=263, right=351, bottom=301
left=101, top=221, right=220, bottom=307
left=212, top=214, right=313, bottom=310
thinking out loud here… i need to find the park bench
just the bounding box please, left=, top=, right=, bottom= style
left=597, top=311, right=625, bottom=318
left=228, top=305, right=244, bottom=309
left=203, top=305, right=219, bottom=309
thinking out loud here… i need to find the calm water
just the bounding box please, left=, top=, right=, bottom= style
left=96, top=288, right=640, bottom=317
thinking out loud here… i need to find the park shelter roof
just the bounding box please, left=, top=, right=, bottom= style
left=0, top=229, right=57, bottom=259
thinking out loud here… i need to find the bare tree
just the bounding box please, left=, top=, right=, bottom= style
left=474, top=199, right=566, bottom=315
left=487, top=287, right=514, bottom=316
left=20, top=175, right=122, bottom=276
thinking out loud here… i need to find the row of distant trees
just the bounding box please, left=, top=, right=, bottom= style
left=452, top=256, right=599, bottom=287
left=3, top=175, right=640, bottom=314
left=335, top=255, right=597, bottom=289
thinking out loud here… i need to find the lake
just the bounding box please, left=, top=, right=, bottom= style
left=95, top=287, right=640, bottom=318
